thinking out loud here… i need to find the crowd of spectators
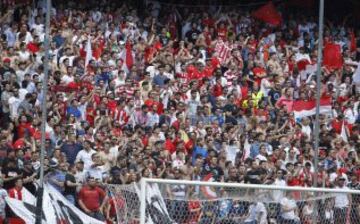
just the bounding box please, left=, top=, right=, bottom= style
left=0, top=0, right=359, bottom=223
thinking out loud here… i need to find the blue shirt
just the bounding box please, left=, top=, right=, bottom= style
left=66, top=106, right=81, bottom=119
left=60, top=142, right=83, bottom=164
left=152, top=74, right=167, bottom=87
left=192, top=146, right=208, bottom=165
left=250, top=142, right=261, bottom=159
left=48, top=170, right=66, bottom=193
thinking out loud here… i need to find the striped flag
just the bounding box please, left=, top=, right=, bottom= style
left=293, top=97, right=332, bottom=119
left=214, top=40, right=232, bottom=65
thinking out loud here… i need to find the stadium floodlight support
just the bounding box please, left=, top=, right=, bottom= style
left=139, top=178, right=360, bottom=224
left=35, top=0, right=51, bottom=223
left=313, top=0, right=324, bottom=189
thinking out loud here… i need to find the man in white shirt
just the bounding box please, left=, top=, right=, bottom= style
left=272, top=170, right=287, bottom=201
left=75, top=140, right=96, bottom=170
left=85, top=153, right=107, bottom=183
left=280, top=192, right=300, bottom=224
left=8, top=88, right=22, bottom=120
left=59, top=48, right=76, bottom=66
left=334, top=177, right=351, bottom=223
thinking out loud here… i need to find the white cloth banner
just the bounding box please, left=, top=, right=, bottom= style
left=6, top=184, right=105, bottom=224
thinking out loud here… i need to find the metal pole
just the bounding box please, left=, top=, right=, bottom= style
left=139, top=178, right=147, bottom=224
left=313, top=0, right=324, bottom=223
left=313, top=0, right=324, bottom=189
left=35, top=0, right=51, bottom=223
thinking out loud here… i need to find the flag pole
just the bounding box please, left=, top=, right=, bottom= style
left=313, top=0, right=324, bottom=222
left=313, top=0, right=324, bottom=188
left=35, top=0, right=51, bottom=223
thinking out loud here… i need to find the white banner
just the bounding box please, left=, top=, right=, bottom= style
left=6, top=184, right=105, bottom=224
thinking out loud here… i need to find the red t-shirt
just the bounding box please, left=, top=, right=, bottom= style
left=17, top=122, right=34, bottom=139
left=78, top=186, right=106, bottom=212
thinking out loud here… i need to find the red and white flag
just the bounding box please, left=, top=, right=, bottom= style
left=214, top=40, right=232, bottom=65
left=341, top=121, right=348, bottom=142
left=200, top=173, right=217, bottom=199
left=84, top=38, right=92, bottom=75
left=293, top=97, right=332, bottom=119
left=120, top=42, right=134, bottom=74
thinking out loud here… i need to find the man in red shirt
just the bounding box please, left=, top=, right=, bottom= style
left=78, top=176, right=107, bottom=221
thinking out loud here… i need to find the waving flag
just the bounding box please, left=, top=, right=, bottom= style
left=252, top=2, right=282, bottom=26
left=293, top=97, right=332, bottom=119
left=84, top=38, right=92, bottom=75
left=120, top=42, right=135, bottom=74
left=341, top=121, right=348, bottom=142
left=214, top=40, right=232, bottom=65
left=350, top=31, right=357, bottom=53
left=323, top=43, right=343, bottom=69
left=200, top=173, right=217, bottom=199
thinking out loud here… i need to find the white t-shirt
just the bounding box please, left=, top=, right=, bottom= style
left=272, top=179, right=286, bottom=201
left=8, top=96, right=21, bottom=119
left=334, top=186, right=349, bottom=208
left=226, top=145, right=239, bottom=165
left=281, top=197, right=299, bottom=220
left=75, top=149, right=96, bottom=170
left=61, top=74, right=74, bottom=85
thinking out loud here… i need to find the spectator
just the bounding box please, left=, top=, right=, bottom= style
left=78, top=176, right=107, bottom=221
left=334, top=177, right=351, bottom=224
left=280, top=191, right=301, bottom=224
left=64, top=164, right=80, bottom=205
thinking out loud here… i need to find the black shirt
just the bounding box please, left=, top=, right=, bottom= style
left=3, top=166, right=22, bottom=190
left=203, top=164, right=224, bottom=182
left=185, top=29, right=200, bottom=44
left=268, top=89, right=281, bottom=106
left=22, top=168, right=37, bottom=194
left=64, top=173, right=77, bottom=196
left=245, top=169, right=261, bottom=184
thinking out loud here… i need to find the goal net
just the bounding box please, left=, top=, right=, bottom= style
left=106, top=178, right=360, bottom=224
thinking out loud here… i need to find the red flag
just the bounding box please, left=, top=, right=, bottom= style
left=323, top=43, right=343, bottom=69
left=125, top=42, right=134, bottom=70
left=293, top=97, right=332, bottom=119
left=252, top=2, right=282, bottom=26
left=350, top=31, right=356, bottom=52
left=120, top=42, right=134, bottom=73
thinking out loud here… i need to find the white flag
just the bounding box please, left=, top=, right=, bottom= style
left=341, top=121, right=348, bottom=142
left=243, top=137, right=251, bottom=160
left=85, top=38, right=92, bottom=74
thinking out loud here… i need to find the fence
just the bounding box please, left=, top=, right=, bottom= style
left=106, top=178, right=360, bottom=224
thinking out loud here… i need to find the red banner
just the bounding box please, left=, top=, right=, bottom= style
left=323, top=43, right=343, bottom=69
left=252, top=2, right=282, bottom=26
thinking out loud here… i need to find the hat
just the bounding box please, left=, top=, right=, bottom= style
left=3, top=58, right=10, bottom=63
left=49, top=158, right=59, bottom=168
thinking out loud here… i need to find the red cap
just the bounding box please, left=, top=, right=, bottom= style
left=3, top=58, right=11, bottom=63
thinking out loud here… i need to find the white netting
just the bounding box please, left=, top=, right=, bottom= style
left=106, top=181, right=360, bottom=224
